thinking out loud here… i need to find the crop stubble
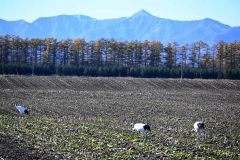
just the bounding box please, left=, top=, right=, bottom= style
left=0, top=76, right=239, bottom=159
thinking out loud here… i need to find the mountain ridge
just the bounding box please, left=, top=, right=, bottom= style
left=0, top=10, right=239, bottom=44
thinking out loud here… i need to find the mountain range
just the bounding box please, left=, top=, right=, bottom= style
left=0, top=9, right=239, bottom=44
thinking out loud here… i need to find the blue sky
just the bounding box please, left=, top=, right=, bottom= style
left=0, top=0, right=239, bottom=26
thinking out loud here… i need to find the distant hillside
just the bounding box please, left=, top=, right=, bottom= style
left=0, top=10, right=239, bottom=44
left=215, top=27, right=240, bottom=42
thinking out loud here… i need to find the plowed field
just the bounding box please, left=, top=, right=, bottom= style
left=0, top=76, right=239, bottom=159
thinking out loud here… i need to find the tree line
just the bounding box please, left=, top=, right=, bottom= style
left=0, top=35, right=240, bottom=79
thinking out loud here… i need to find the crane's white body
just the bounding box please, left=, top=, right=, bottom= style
left=132, top=123, right=147, bottom=132
left=15, top=105, right=27, bottom=114
left=193, top=121, right=204, bottom=132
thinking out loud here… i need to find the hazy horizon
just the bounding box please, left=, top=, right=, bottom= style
left=0, top=0, right=239, bottom=27
left=0, top=9, right=233, bottom=27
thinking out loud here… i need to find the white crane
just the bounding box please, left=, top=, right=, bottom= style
left=15, top=105, right=29, bottom=114
left=131, top=123, right=151, bottom=141
left=193, top=121, right=205, bottom=132
left=132, top=123, right=151, bottom=132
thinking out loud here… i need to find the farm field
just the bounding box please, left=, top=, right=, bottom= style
left=0, top=76, right=239, bottom=159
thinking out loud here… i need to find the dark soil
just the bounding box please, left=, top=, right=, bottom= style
left=0, top=76, right=239, bottom=159
left=0, top=135, right=54, bottom=160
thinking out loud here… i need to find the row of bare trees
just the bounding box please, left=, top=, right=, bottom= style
left=0, top=35, right=240, bottom=78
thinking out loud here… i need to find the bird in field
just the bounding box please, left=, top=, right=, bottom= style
left=131, top=123, right=151, bottom=132
left=192, top=121, right=205, bottom=132
left=131, top=123, right=151, bottom=141
left=15, top=104, right=29, bottom=115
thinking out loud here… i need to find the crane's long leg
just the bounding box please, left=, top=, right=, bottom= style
left=144, top=132, right=147, bottom=142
